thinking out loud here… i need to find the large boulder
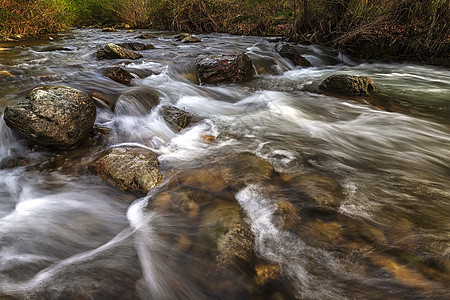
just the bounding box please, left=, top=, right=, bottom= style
left=196, top=53, right=255, bottom=83
left=4, top=85, right=96, bottom=148
left=104, top=66, right=133, bottom=85
left=161, top=105, right=198, bottom=131
left=319, top=74, right=376, bottom=96
left=89, top=146, right=162, bottom=192
left=97, top=43, right=143, bottom=60
left=277, top=43, right=311, bottom=67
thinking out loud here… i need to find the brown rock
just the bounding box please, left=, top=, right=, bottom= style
left=161, top=105, right=198, bottom=131
left=273, top=200, right=301, bottom=231
left=277, top=43, right=311, bottom=67
left=89, top=146, right=162, bottom=192
left=196, top=53, right=255, bottom=83
left=0, top=70, right=13, bottom=77
left=104, top=66, right=133, bottom=85
left=97, top=43, right=143, bottom=60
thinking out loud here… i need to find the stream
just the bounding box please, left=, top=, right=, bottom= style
left=0, top=28, right=449, bottom=299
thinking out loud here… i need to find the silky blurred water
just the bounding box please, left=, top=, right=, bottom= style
left=0, top=29, right=449, bottom=299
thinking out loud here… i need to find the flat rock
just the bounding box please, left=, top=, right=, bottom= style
left=89, top=146, right=162, bottom=192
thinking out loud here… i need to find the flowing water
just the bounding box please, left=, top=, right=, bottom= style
left=0, top=29, right=449, bottom=299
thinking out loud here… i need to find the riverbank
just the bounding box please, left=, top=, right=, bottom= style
left=1, top=0, right=449, bottom=65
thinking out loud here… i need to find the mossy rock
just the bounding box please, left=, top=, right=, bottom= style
left=4, top=85, right=96, bottom=148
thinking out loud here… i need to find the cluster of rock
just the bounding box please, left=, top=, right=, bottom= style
left=1, top=32, right=380, bottom=298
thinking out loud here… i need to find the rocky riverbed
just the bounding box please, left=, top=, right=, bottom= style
left=0, top=28, right=449, bottom=299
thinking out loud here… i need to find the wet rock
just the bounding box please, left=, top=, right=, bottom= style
left=89, top=146, right=162, bottom=192
left=114, top=87, right=160, bottom=115
left=161, top=105, right=198, bottom=131
left=150, top=190, right=200, bottom=219
left=104, top=66, right=133, bottom=85
left=0, top=70, right=14, bottom=77
left=254, top=262, right=281, bottom=287
left=136, top=33, right=156, bottom=39
left=0, top=155, right=28, bottom=169
left=225, top=152, right=276, bottom=187
left=174, top=33, right=191, bottom=41
left=283, top=173, right=344, bottom=208
left=217, top=218, right=255, bottom=270
left=4, top=85, right=96, bottom=148
left=196, top=53, right=255, bottom=83
left=182, top=35, right=201, bottom=43
left=273, top=200, right=301, bottom=231
left=89, top=90, right=115, bottom=110
left=40, top=45, right=72, bottom=52
left=197, top=200, right=255, bottom=270
left=369, top=255, right=433, bottom=291
left=117, top=42, right=154, bottom=51
left=319, top=74, right=376, bottom=96
left=277, top=43, right=311, bottom=67
left=102, top=27, right=116, bottom=32
left=172, top=169, right=229, bottom=192
left=97, top=43, right=143, bottom=60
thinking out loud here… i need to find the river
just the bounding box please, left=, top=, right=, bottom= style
left=0, top=28, right=449, bottom=299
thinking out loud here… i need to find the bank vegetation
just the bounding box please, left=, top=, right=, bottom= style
left=1, top=0, right=448, bottom=63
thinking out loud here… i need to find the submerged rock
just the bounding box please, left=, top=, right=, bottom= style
left=283, top=173, right=344, bottom=208
left=40, top=46, right=72, bottom=52
left=0, top=70, right=14, bottom=77
left=104, top=66, right=133, bottom=85
left=273, top=200, right=302, bottom=231
left=97, top=43, right=142, bottom=60
left=114, top=87, right=160, bottom=115
left=277, top=43, right=311, bottom=67
left=196, top=53, right=255, bottom=83
left=118, top=42, right=154, bottom=51
left=4, top=85, right=96, bottom=148
left=161, top=105, right=198, bottom=131
left=319, top=74, right=376, bottom=96
left=136, top=33, right=156, bottom=39
left=89, top=146, right=162, bottom=192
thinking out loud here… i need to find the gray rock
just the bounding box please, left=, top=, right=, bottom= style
left=4, top=85, right=96, bottom=148
left=97, top=43, right=143, bottom=60
left=196, top=53, right=255, bottom=83
left=319, top=74, right=376, bottom=96
left=89, top=146, right=162, bottom=192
